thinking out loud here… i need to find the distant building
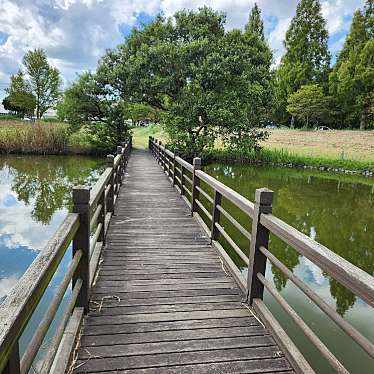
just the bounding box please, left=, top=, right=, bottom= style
left=0, top=102, right=8, bottom=115
left=42, top=108, right=57, bottom=119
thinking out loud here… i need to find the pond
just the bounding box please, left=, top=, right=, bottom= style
left=0, top=155, right=105, bottom=367
left=1, top=155, right=373, bottom=373
left=204, top=163, right=374, bottom=374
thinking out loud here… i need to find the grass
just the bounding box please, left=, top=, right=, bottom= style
left=264, top=128, right=374, bottom=162
left=0, top=121, right=70, bottom=154
left=0, top=121, right=95, bottom=154
left=205, top=147, right=374, bottom=173
left=132, top=124, right=374, bottom=172
left=131, top=125, right=168, bottom=149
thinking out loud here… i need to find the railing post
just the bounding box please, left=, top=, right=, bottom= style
left=191, top=157, right=201, bottom=215
left=167, top=152, right=172, bottom=178
left=72, top=186, right=91, bottom=313
left=157, top=141, right=161, bottom=164
left=247, top=188, right=273, bottom=305
left=98, top=187, right=106, bottom=245
left=172, top=153, right=176, bottom=186
left=117, top=146, right=123, bottom=186
left=210, top=190, right=222, bottom=243
left=107, top=155, right=115, bottom=214
left=163, top=147, right=167, bottom=174
left=180, top=166, right=185, bottom=196
left=149, top=136, right=152, bottom=151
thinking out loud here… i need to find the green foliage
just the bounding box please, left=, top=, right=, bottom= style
left=204, top=146, right=374, bottom=173
left=4, top=71, right=36, bottom=117
left=128, top=103, right=157, bottom=126
left=287, top=84, right=330, bottom=127
left=245, top=3, right=265, bottom=40
left=101, top=7, right=273, bottom=156
left=274, top=0, right=330, bottom=125
left=58, top=72, right=131, bottom=151
left=329, top=3, right=374, bottom=129
left=23, top=49, right=61, bottom=118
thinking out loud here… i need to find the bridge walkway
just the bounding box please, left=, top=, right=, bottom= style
left=73, top=149, right=294, bottom=373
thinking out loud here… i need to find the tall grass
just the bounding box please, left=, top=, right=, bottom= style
left=203, top=147, right=374, bottom=173
left=0, top=122, right=69, bottom=154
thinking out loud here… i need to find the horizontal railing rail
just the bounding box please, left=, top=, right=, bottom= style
left=149, top=136, right=374, bottom=374
left=0, top=138, right=132, bottom=374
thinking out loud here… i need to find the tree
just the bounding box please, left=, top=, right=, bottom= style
left=100, top=7, right=272, bottom=156
left=245, top=3, right=265, bottom=40
left=329, top=2, right=374, bottom=129
left=275, top=0, right=330, bottom=125
left=287, top=84, right=330, bottom=127
left=4, top=71, right=36, bottom=117
left=23, top=49, right=61, bottom=118
left=58, top=72, right=131, bottom=150
left=128, top=103, right=156, bottom=126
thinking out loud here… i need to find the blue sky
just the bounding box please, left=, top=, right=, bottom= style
left=0, top=0, right=365, bottom=100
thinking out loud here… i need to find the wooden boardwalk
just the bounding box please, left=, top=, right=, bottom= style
left=73, top=149, right=294, bottom=373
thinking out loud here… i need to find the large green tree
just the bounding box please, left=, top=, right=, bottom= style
left=23, top=49, right=61, bottom=119
left=58, top=72, right=131, bottom=150
left=274, top=0, right=330, bottom=125
left=100, top=7, right=272, bottom=155
left=329, top=1, right=374, bottom=129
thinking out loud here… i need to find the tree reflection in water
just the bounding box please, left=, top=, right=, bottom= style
left=205, top=163, right=374, bottom=316
left=1, top=155, right=104, bottom=225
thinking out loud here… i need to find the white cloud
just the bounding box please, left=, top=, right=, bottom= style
left=0, top=169, right=67, bottom=251
left=0, top=274, right=20, bottom=299
left=0, top=0, right=365, bottom=96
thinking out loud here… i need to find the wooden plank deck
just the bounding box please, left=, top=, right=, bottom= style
left=73, top=149, right=294, bottom=373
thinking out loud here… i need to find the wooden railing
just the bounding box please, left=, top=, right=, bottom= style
left=149, top=136, right=374, bottom=374
left=0, top=139, right=132, bottom=374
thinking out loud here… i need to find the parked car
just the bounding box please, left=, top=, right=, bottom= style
left=316, top=126, right=331, bottom=131
left=265, top=124, right=278, bottom=129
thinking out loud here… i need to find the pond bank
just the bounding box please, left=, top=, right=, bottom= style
left=202, top=148, right=374, bottom=177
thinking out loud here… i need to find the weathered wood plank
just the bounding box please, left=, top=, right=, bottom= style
left=74, top=346, right=287, bottom=372
left=78, top=335, right=275, bottom=359
left=72, top=149, right=293, bottom=374
left=81, top=316, right=257, bottom=336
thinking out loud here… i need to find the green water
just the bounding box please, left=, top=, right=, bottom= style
left=0, top=155, right=105, bottom=368
left=1, top=155, right=373, bottom=372
left=203, top=163, right=374, bottom=373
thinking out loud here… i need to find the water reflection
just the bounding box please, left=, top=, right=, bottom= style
left=0, top=155, right=104, bottom=301
left=205, top=164, right=374, bottom=372
left=206, top=164, right=374, bottom=316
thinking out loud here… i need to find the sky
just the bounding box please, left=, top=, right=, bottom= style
left=0, top=0, right=366, bottom=100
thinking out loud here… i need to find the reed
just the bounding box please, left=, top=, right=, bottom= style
left=0, top=121, right=69, bottom=154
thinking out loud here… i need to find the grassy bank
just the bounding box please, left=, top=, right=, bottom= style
left=0, top=121, right=94, bottom=154
left=264, top=129, right=374, bottom=162
left=131, top=125, right=168, bottom=148
left=204, top=148, right=374, bottom=174
left=132, top=125, right=374, bottom=174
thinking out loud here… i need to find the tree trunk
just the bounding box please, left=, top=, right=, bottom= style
left=290, top=115, right=295, bottom=128
left=359, top=113, right=366, bottom=130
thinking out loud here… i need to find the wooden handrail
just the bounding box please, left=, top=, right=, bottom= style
left=0, top=139, right=132, bottom=373
left=260, top=213, right=374, bottom=308
left=149, top=136, right=374, bottom=373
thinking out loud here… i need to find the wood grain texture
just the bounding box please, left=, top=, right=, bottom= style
left=73, top=149, right=294, bottom=374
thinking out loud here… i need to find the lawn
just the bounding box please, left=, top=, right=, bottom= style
left=131, top=125, right=168, bottom=149
left=132, top=125, right=374, bottom=163
left=264, top=129, right=374, bottom=162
